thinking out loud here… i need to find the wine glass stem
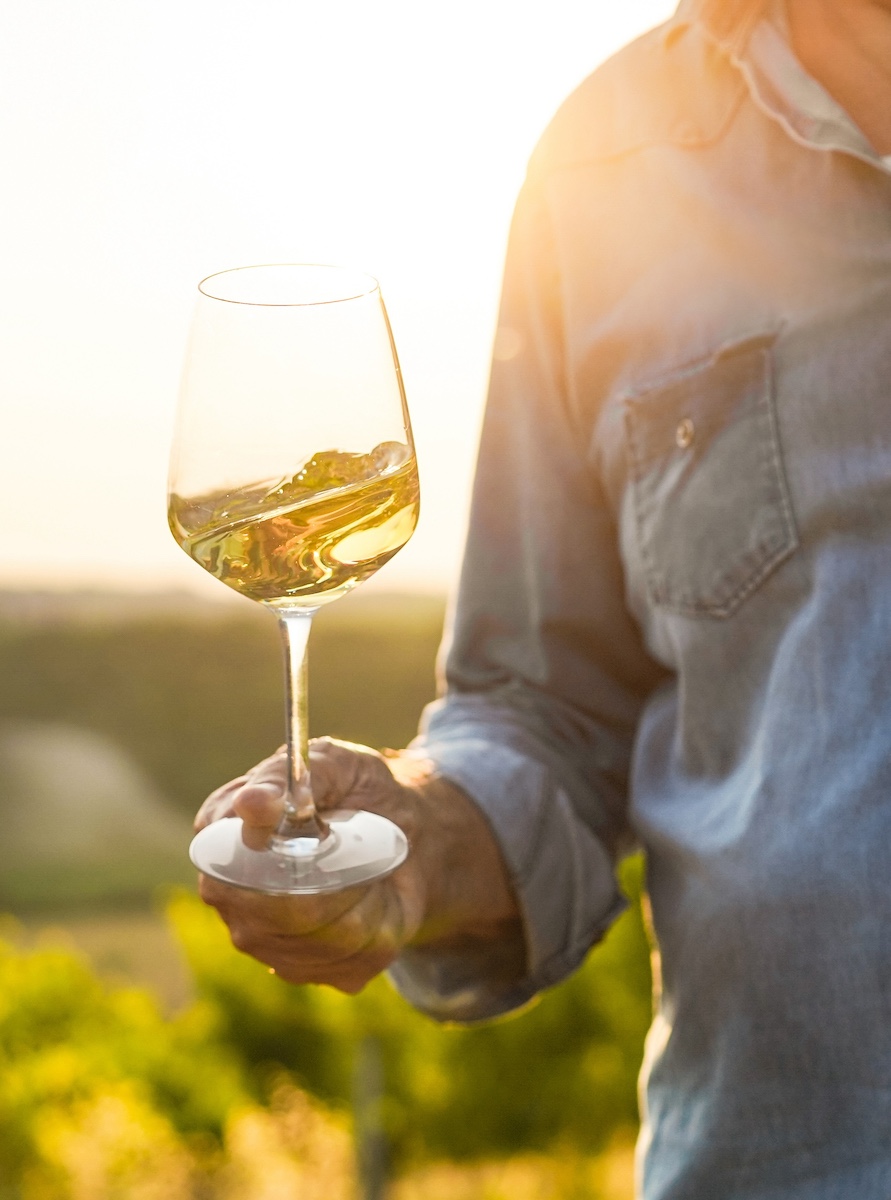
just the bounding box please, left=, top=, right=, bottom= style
left=276, top=608, right=329, bottom=842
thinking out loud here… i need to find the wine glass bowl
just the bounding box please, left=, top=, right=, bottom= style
left=168, top=264, right=418, bottom=893
left=168, top=438, right=419, bottom=609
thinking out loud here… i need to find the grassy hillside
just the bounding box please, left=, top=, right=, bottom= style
left=0, top=591, right=445, bottom=912
left=0, top=722, right=195, bottom=911
left=0, top=591, right=446, bottom=821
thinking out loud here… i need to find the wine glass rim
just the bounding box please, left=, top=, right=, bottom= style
left=197, top=262, right=381, bottom=307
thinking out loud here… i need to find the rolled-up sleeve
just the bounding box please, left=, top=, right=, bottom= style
left=390, top=170, right=665, bottom=1021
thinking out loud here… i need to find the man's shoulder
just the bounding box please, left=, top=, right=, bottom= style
left=529, top=18, right=746, bottom=177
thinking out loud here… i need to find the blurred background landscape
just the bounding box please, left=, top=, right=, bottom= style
left=1, top=0, right=675, bottom=1193
left=0, top=588, right=652, bottom=1198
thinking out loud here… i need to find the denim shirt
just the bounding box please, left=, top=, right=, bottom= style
left=390, top=0, right=891, bottom=1195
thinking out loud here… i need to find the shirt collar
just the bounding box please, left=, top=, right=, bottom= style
left=674, top=0, right=768, bottom=52
left=677, top=0, right=886, bottom=167
left=740, top=0, right=882, bottom=164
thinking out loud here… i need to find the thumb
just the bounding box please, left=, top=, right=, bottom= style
left=233, top=749, right=289, bottom=849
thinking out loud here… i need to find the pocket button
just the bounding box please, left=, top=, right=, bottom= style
left=675, top=417, right=695, bottom=449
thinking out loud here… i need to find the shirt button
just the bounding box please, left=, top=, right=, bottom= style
left=675, top=417, right=695, bottom=449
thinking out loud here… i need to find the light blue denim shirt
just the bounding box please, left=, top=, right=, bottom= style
left=391, top=0, right=891, bottom=1195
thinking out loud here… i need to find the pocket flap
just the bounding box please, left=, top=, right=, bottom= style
left=624, top=332, right=797, bottom=618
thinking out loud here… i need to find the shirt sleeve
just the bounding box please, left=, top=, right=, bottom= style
left=389, top=170, right=666, bottom=1022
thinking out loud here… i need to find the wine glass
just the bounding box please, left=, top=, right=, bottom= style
left=168, top=264, right=419, bottom=894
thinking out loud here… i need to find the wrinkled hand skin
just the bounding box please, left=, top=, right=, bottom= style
left=194, top=738, right=522, bottom=995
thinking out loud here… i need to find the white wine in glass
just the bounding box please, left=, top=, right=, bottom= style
left=168, top=264, right=419, bottom=894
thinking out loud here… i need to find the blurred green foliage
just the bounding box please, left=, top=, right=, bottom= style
left=0, top=592, right=652, bottom=1191
left=0, top=892, right=649, bottom=1197
left=0, top=927, right=361, bottom=1198
left=169, top=856, right=651, bottom=1169
left=0, top=927, right=246, bottom=1196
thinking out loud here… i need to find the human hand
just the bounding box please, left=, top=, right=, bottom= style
left=194, top=738, right=521, bottom=995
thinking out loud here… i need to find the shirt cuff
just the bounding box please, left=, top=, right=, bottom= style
left=388, top=708, right=626, bottom=1022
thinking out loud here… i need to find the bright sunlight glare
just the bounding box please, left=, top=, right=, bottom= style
left=0, top=0, right=675, bottom=597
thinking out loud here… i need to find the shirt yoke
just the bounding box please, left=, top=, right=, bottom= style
left=528, top=19, right=746, bottom=177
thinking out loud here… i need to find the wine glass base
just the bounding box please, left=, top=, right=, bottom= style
left=189, top=810, right=409, bottom=894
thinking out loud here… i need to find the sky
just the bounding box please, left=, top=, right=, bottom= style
left=1, top=0, right=675, bottom=600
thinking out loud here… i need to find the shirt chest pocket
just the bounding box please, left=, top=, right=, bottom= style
left=623, top=332, right=797, bottom=618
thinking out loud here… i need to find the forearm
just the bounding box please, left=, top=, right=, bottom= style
left=388, top=758, right=520, bottom=938
left=392, top=693, right=641, bottom=1022
left=384, top=758, right=527, bottom=1017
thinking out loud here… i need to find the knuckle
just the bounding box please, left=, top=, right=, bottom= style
left=198, top=875, right=227, bottom=908
left=337, top=908, right=376, bottom=948
left=249, top=749, right=288, bottom=781
left=333, top=978, right=366, bottom=996
left=288, top=897, right=330, bottom=931
left=331, top=953, right=393, bottom=993
left=195, top=781, right=245, bottom=830
left=228, top=924, right=256, bottom=955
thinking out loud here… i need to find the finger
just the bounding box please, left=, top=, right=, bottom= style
left=198, top=873, right=372, bottom=937
left=269, top=897, right=404, bottom=990
left=224, top=884, right=405, bottom=987
left=200, top=872, right=400, bottom=962
left=195, top=750, right=288, bottom=847
left=308, top=738, right=395, bottom=810
left=307, top=738, right=363, bottom=807
left=244, top=747, right=289, bottom=788
left=270, top=951, right=396, bottom=993
left=239, top=815, right=277, bottom=852
left=233, top=781, right=285, bottom=829
left=194, top=746, right=288, bottom=833
left=194, top=775, right=248, bottom=831
left=237, top=749, right=296, bottom=846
